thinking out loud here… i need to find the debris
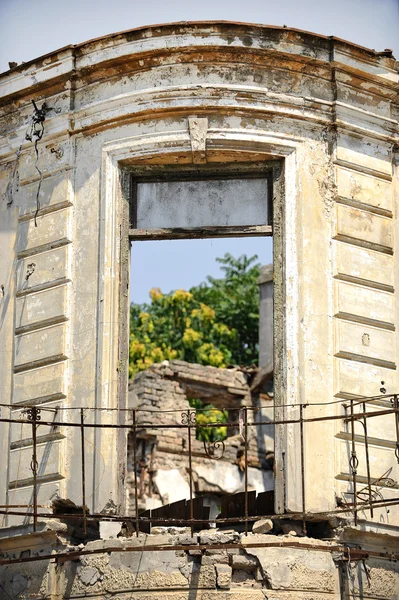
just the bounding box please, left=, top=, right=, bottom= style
left=281, top=521, right=303, bottom=536
left=99, top=521, right=122, bottom=539
left=252, top=519, right=273, bottom=534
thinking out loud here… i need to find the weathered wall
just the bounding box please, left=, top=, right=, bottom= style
left=1, top=526, right=398, bottom=599
left=258, top=264, right=273, bottom=368
left=0, top=22, right=398, bottom=536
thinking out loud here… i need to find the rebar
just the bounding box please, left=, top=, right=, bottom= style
left=132, top=410, right=139, bottom=536
left=80, top=409, right=87, bottom=536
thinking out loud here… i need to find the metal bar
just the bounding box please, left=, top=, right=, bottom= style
left=3, top=390, right=394, bottom=413
left=349, top=400, right=358, bottom=526
left=1, top=540, right=398, bottom=567
left=361, top=402, right=373, bottom=518
left=187, top=409, right=194, bottom=537
left=244, top=407, right=248, bottom=536
left=132, top=410, right=139, bottom=537
left=32, top=415, right=37, bottom=532
left=2, top=496, right=399, bottom=524
left=394, top=395, right=399, bottom=464
left=26, top=407, right=40, bottom=532
left=299, top=404, right=307, bottom=535
left=80, top=409, right=87, bottom=536
left=2, top=406, right=398, bottom=430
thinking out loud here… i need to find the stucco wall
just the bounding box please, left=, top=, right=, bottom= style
left=1, top=527, right=398, bottom=599
left=0, top=23, right=398, bottom=534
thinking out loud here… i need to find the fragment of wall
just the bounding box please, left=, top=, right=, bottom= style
left=126, top=361, right=274, bottom=512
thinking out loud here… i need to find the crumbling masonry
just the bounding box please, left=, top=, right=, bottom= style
left=126, top=360, right=274, bottom=514
left=0, top=21, right=399, bottom=600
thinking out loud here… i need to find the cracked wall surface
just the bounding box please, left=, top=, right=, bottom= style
left=0, top=21, right=398, bottom=541
left=1, top=527, right=398, bottom=599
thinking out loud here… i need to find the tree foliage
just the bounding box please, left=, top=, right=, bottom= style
left=188, top=398, right=228, bottom=443
left=190, top=253, right=261, bottom=365
left=129, top=253, right=260, bottom=377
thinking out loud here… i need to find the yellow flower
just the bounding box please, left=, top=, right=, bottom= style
left=150, top=347, right=164, bottom=362
left=173, top=289, right=192, bottom=302
left=214, top=322, right=231, bottom=336
left=197, top=343, right=226, bottom=367
left=149, top=287, right=163, bottom=301
left=183, top=328, right=202, bottom=344
left=199, top=303, right=215, bottom=320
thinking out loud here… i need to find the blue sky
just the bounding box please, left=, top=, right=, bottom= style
left=1, top=0, right=397, bottom=303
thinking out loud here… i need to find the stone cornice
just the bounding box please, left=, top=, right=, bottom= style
left=0, top=22, right=398, bottom=162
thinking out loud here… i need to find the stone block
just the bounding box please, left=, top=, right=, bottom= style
left=18, top=139, right=73, bottom=184
left=335, top=280, right=394, bottom=325
left=335, top=358, right=396, bottom=399
left=15, top=323, right=67, bottom=368
left=336, top=134, right=392, bottom=176
left=336, top=166, right=392, bottom=212
left=9, top=439, right=63, bottom=483
left=335, top=319, right=396, bottom=366
left=335, top=203, right=392, bottom=250
left=193, top=565, right=217, bottom=589
left=10, top=402, right=62, bottom=442
left=338, top=437, right=397, bottom=480
left=13, top=361, right=65, bottom=404
left=199, top=532, right=240, bottom=544
left=246, top=546, right=338, bottom=593
left=231, top=553, right=259, bottom=571
left=18, top=172, right=73, bottom=217
left=16, top=284, right=68, bottom=329
left=215, top=563, right=232, bottom=589
left=5, top=481, right=61, bottom=526
left=280, top=522, right=303, bottom=536
left=17, top=208, right=71, bottom=255
left=202, top=551, right=229, bottom=565
left=334, top=241, right=394, bottom=289
left=16, top=245, right=69, bottom=293
left=252, top=519, right=273, bottom=534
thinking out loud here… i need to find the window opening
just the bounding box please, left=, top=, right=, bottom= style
left=126, top=165, right=276, bottom=519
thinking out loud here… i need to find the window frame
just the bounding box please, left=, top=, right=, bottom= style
left=128, top=163, right=276, bottom=241
left=119, top=159, right=285, bottom=511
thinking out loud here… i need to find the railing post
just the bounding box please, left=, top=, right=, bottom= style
left=244, top=406, right=248, bottom=536
left=393, top=395, right=399, bottom=465
left=299, top=404, right=307, bottom=535
left=80, top=409, right=87, bottom=536
left=26, top=407, right=40, bottom=532
left=187, top=409, right=194, bottom=537
left=349, top=400, right=358, bottom=526
left=362, top=402, right=373, bottom=518
left=132, top=409, right=139, bottom=536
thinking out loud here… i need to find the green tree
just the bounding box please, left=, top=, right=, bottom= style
left=129, top=253, right=260, bottom=377
left=190, top=253, right=260, bottom=365
left=188, top=398, right=228, bottom=443
left=129, top=287, right=236, bottom=377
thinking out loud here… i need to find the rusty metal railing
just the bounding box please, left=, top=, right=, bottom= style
left=0, top=394, right=398, bottom=536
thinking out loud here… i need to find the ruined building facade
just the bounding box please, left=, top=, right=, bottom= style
left=126, top=360, right=274, bottom=516
left=0, top=22, right=399, bottom=599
